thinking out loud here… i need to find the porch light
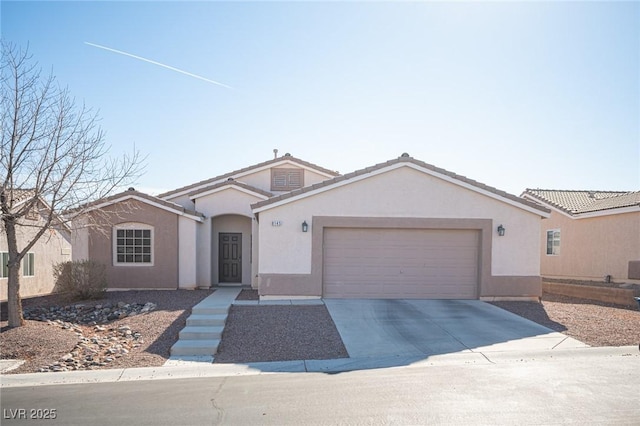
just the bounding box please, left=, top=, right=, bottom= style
left=497, top=224, right=505, bottom=237
left=302, top=221, right=309, bottom=233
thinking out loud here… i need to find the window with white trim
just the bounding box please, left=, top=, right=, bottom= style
left=546, top=230, right=560, bottom=255
left=22, top=252, right=34, bottom=276
left=271, top=168, right=303, bottom=191
left=113, top=224, right=153, bottom=265
left=1, top=252, right=8, bottom=278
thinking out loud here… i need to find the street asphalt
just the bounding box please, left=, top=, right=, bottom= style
left=1, top=346, right=639, bottom=425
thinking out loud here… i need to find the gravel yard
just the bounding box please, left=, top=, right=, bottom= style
left=214, top=305, right=348, bottom=363
left=0, top=289, right=213, bottom=374
left=1, top=289, right=638, bottom=374
left=491, top=292, right=640, bottom=347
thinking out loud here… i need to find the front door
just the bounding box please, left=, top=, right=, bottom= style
left=219, top=233, right=242, bottom=283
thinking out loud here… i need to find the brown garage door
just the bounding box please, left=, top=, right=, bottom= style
left=323, top=228, right=479, bottom=299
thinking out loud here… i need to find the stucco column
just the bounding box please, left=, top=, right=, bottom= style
left=196, top=217, right=212, bottom=288
left=178, top=216, right=197, bottom=289
left=251, top=217, right=259, bottom=288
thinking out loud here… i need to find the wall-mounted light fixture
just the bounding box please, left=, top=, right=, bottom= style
left=302, top=221, right=309, bottom=233
left=497, top=224, right=505, bottom=237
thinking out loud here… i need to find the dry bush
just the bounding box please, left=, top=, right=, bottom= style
left=53, top=260, right=108, bottom=301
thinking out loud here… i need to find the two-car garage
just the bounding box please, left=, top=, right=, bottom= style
left=323, top=228, right=480, bottom=299
left=252, top=155, right=550, bottom=300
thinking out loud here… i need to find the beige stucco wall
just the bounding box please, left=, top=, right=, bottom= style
left=166, top=194, right=195, bottom=211
left=540, top=210, right=640, bottom=283
left=194, top=187, right=262, bottom=218
left=86, top=200, right=179, bottom=289
left=258, top=166, right=542, bottom=278
left=1, top=219, right=72, bottom=301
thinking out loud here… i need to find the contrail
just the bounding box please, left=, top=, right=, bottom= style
left=85, top=42, right=233, bottom=90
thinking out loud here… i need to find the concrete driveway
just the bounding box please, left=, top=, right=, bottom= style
left=324, top=299, right=587, bottom=358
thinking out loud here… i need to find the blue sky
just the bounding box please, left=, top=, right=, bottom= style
left=2, top=1, right=638, bottom=196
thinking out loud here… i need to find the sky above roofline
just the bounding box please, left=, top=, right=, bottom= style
left=3, top=1, right=638, bottom=197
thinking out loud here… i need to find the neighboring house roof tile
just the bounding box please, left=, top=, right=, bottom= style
left=68, top=189, right=205, bottom=220
left=252, top=155, right=550, bottom=214
left=159, top=154, right=339, bottom=199
left=188, top=179, right=273, bottom=199
left=1, top=188, right=36, bottom=206
left=523, top=189, right=640, bottom=215
left=2, top=188, right=71, bottom=231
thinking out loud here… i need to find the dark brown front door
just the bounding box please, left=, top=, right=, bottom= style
left=219, top=233, right=242, bottom=283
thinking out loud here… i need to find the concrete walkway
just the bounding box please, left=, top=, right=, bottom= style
left=165, top=288, right=241, bottom=365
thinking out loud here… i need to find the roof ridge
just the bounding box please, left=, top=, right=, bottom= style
left=158, top=155, right=338, bottom=199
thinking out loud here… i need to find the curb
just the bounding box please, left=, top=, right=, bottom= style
left=2, top=346, right=638, bottom=389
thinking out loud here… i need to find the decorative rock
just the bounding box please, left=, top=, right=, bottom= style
left=23, top=300, right=151, bottom=373
left=24, top=301, right=156, bottom=325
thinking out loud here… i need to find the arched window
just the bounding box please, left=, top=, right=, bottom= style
left=113, top=223, right=154, bottom=266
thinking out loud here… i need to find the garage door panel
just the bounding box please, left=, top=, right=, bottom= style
left=323, top=228, right=479, bottom=299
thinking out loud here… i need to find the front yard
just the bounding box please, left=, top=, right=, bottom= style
left=1, top=290, right=638, bottom=374
left=1, top=290, right=213, bottom=374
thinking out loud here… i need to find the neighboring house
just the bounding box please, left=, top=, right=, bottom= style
left=522, top=189, right=640, bottom=284
left=73, top=153, right=550, bottom=300
left=0, top=190, right=72, bottom=301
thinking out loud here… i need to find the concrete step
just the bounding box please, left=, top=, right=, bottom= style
left=170, top=339, right=220, bottom=356
left=191, top=306, right=230, bottom=315
left=186, top=314, right=227, bottom=327
left=179, top=325, right=224, bottom=340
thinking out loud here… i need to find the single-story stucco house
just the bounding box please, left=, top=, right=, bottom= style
left=72, top=153, right=551, bottom=300
left=522, top=189, right=640, bottom=284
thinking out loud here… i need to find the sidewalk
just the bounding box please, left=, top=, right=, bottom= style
left=2, top=345, right=638, bottom=388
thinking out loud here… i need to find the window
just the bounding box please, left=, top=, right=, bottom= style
left=271, top=168, right=303, bottom=191
left=546, top=230, right=560, bottom=255
left=0, top=252, right=34, bottom=277
left=22, top=253, right=34, bottom=277
left=114, top=224, right=153, bottom=265
left=1, top=252, right=8, bottom=278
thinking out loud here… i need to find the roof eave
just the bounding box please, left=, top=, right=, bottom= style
left=253, top=158, right=551, bottom=217
left=77, top=193, right=205, bottom=222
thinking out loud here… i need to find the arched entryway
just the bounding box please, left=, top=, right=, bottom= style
left=211, top=214, right=252, bottom=286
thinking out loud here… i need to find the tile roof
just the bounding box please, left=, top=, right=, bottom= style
left=523, top=189, right=640, bottom=215
left=159, top=154, right=339, bottom=199
left=1, top=188, right=36, bottom=206
left=68, top=189, right=204, bottom=219
left=188, top=179, right=273, bottom=199
left=252, top=155, right=550, bottom=214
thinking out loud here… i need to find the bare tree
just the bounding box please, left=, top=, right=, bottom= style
left=1, top=42, right=144, bottom=327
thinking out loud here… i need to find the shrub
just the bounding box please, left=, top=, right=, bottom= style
left=53, top=260, right=108, bottom=301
